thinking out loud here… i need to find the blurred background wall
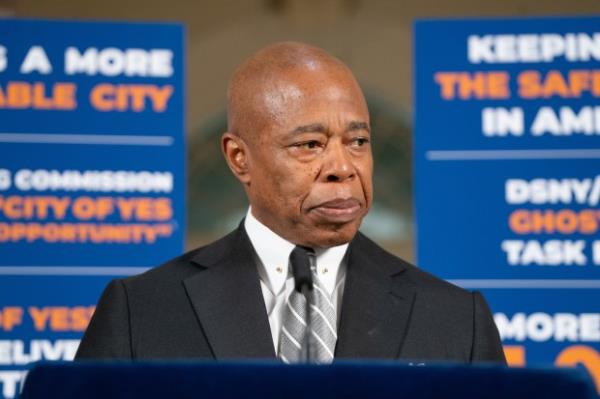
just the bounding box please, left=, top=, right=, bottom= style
left=3, top=0, right=600, bottom=261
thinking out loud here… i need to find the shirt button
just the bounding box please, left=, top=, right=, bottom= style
left=276, top=266, right=283, bottom=273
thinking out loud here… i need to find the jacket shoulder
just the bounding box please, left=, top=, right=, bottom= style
left=122, top=228, right=239, bottom=289
left=355, top=231, right=471, bottom=298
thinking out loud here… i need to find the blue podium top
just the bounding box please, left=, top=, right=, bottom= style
left=20, top=360, right=597, bottom=399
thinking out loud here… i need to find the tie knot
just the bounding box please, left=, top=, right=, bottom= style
left=289, top=246, right=314, bottom=292
left=294, top=245, right=314, bottom=254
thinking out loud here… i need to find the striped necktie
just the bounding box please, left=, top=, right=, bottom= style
left=278, top=246, right=338, bottom=364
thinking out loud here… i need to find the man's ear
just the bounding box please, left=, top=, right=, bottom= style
left=221, top=132, right=251, bottom=184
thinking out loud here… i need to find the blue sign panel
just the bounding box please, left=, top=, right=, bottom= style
left=414, top=16, right=600, bottom=391
left=0, top=19, right=185, bottom=398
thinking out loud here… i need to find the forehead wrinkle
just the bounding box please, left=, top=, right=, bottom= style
left=290, top=123, right=328, bottom=135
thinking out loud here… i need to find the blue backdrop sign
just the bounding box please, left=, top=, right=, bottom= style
left=0, top=19, right=185, bottom=398
left=414, top=16, right=600, bottom=391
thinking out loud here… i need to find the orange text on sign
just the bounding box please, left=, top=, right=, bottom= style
left=28, top=306, right=96, bottom=332
left=0, top=222, right=173, bottom=244
left=434, top=71, right=510, bottom=100
left=0, top=195, right=173, bottom=221
left=518, top=70, right=600, bottom=99
left=0, top=196, right=71, bottom=220
left=90, top=83, right=173, bottom=112
left=0, top=82, right=76, bottom=110
left=509, top=209, right=600, bottom=235
left=115, top=197, right=172, bottom=221
left=0, top=307, right=24, bottom=331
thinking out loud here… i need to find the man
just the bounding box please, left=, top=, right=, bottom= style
left=76, top=42, right=505, bottom=363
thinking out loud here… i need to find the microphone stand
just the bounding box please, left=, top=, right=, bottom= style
left=290, top=247, right=315, bottom=364
left=299, top=283, right=313, bottom=363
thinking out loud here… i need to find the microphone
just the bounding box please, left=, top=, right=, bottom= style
left=290, top=246, right=313, bottom=292
left=289, top=246, right=314, bottom=363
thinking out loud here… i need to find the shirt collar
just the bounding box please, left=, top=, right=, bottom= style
left=244, top=207, right=349, bottom=297
left=313, top=244, right=348, bottom=295
left=245, top=208, right=295, bottom=297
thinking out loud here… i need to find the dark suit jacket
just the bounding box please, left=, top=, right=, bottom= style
left=76, top=224, right=506, bottom=363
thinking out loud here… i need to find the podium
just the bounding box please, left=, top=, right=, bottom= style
left=20, top=361, right=597, bottom=399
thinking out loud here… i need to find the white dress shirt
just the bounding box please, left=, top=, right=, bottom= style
left=244, top=208, right=348, bottom=354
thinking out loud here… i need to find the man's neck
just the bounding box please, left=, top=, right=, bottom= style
left=244, top=207, right=348, bottom=296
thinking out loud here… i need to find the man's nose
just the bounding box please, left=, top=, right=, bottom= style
left=322, top=140, right=355, bottom=182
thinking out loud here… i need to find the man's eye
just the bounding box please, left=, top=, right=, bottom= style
left=351, top=137, right=370, bottom=147
left=296, top=141, right=320, bottom=149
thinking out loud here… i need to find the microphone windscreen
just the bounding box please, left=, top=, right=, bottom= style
left=289, top=246, right=313, bottom=292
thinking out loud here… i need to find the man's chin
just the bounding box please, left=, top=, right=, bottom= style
left=303, top=222, right=361, bottom=249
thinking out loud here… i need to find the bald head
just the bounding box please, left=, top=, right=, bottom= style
left=227, top=42, right=366, bottom=140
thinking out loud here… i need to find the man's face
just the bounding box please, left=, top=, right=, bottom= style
left=245, top=68, right=373, bottom=248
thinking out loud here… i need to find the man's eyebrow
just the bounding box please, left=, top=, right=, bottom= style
left=288, top=121, right=370, bottom=136
left=347, top=121, right=371, bottom=133
left=290, top=123, right=328, bottom=135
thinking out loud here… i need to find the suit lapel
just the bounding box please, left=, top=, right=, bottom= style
left=183, top=224, right=276, bottom=360
left=335, top=233, right=416, bottom=359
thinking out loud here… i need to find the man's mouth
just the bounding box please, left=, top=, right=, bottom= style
left=310, top=198, right=362, bottom=223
